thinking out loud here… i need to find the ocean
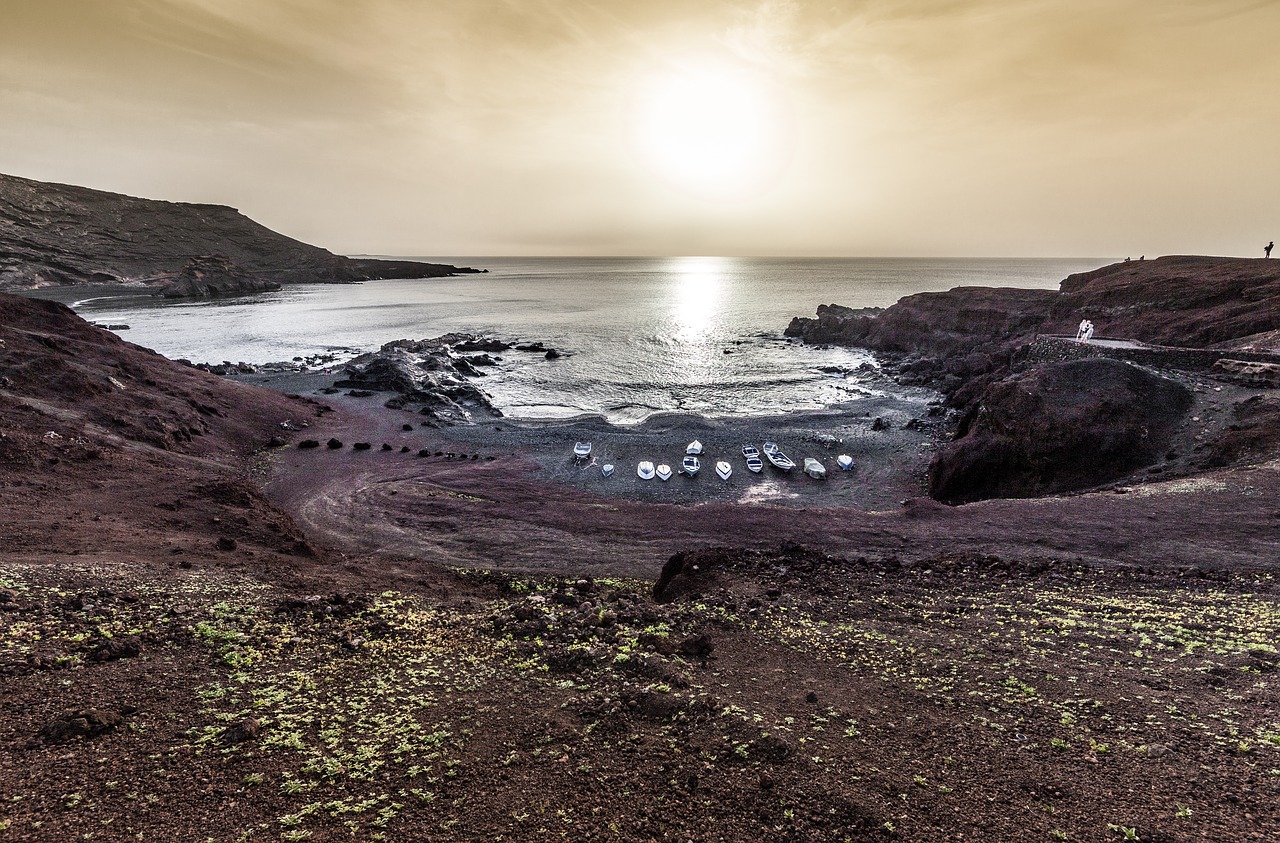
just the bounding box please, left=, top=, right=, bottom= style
left=71, top=256, right=1105, bottom=424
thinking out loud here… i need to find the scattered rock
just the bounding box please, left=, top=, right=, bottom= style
left=39, top=708, right=123, bottom=743
left=222, top=717, right=262, bottom=744
left=88, top=635, right=142, bottom=662
left=326, top=438, right=343, bottom=449
left=297, top=439, right=320, bottom=449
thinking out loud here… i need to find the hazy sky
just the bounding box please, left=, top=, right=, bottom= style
left=3, top=0, right=1278, bottom=257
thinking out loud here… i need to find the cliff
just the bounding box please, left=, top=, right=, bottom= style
left=786, top=256, right=1280, bottom=357
left=786, top=256, right=1280, bottom=503
left=0, top=172, right=480, bottom=292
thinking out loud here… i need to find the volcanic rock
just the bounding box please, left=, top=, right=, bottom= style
left=0, top=171, right=481, bottom=291
left=336, top=337, right=502, bottom=424
left=928, top=359, right=1193, bottom=503
left=39, top=708, right=124, bottom=743
left=155, top=255, right=281, bottom=299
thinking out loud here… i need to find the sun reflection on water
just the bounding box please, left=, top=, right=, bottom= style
left=669, top=256, right=729, bottom=343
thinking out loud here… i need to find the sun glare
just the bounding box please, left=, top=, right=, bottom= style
left=629, top=64, right=786, bottom=198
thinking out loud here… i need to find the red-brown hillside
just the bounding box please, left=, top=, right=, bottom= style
left=0, top=293, right=321, bottom=562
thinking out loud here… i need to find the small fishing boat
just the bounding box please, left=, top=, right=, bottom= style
left=803, top=457, right=827, bottom=479
left=573, top=441, right=592, bottom=460
left=742, top=445, right=763, bottom=473
left=686, top=440, right=703, bottom=455
left=656, top=463, right=673, bottom=481
left=836, top=454, right=854, bottom=471
left=715, top=460, right=732, bottom=480
left=681, top=455, right=701, bottom=476
left=637, top=461, right=655, bottom=480
left=763, top=442, right=795, bottom=471
left=601, top=463, right=615, bottom=477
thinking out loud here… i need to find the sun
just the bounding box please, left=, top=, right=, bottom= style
left=628, top=63, right=787, bottom=198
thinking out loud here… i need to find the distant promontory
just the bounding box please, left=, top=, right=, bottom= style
left=0, top=172, right=483, bottom=294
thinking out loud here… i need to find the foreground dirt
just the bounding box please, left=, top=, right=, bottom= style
left=2, top=550, right=1277, bottom=842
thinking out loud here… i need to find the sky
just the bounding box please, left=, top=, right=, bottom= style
left=2, top=0, right=1278, bottom=257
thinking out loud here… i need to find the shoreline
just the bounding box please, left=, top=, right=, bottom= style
left=235, top=366, right=943, bottom=512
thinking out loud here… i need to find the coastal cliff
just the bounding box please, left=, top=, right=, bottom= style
left=0, top=172, right=481, bottom=292
left=787, top=256, right=1280, bottom=356
left=788, top=257, right=1280, bottom=502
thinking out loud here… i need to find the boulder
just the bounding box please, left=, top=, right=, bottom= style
left=928, top=359, right=1193, bottom=503
left=1213, top=359, right=1280, bottom=388
left=336, top=339, right=502, bottom=424
left=39, top=708, right=124, bottom=743
left=88, top=635, right=142, bottom=662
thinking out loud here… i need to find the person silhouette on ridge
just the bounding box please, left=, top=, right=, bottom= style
left=1267, top=241, right=1274, bottom=258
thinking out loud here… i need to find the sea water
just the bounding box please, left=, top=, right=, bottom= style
left=71, top=256, right=1105, bottom=424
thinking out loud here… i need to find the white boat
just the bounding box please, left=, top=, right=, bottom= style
left=601, top=463, right=615, bottom=477
left=763, top=442, right=795, bottom=471
left=681, top=455, right=701, bottom=476
left=742, top=444, right=760, bottom=458
left=656, top=463, right=673, bottom=481
left=715, top=460, right=732, bottom=480
left=573, top=441, right=592, bottom=460
left=742, top=445, right=763, bottom=473
left=836, top=454, right=854, bottom=471
left=804, top=457, right=827, bottom=479
left=637, top=461, right=655, bottom=480
left=686, top=440, right=703, bottom=455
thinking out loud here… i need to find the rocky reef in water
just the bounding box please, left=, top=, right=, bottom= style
left=0, top=171, right=483, bottom=294
left=331, top=334, right=559, bottom=424
left=787, top=257, right=1280, bottom=502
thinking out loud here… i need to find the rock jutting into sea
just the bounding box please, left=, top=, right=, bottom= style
left=332, top=334, right=535, bottom=424
left=786, top=256, right=1280, bottom=504
left=154, top=255, right=282, bottom=299
left=0, top=171, right=484, bottom=292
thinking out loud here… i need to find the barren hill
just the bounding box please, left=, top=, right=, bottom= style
left=0, top=172, right=475, bottom=291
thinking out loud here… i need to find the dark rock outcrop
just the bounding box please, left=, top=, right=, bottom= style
left=1048, top=256, right=1280, bottom=348
left=155, top=255, right=281, bottom=299
left=0, top=172, right=482, bottom=291
left=788, top=258, right=1280, bottom=366
left=1205, top=396, right=1280, bottom=468
left=335, top=336, right=503, bottom=424
left=928, top=359, right=1193, bottom=503
left=38, top=708, right=124, bottom=743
